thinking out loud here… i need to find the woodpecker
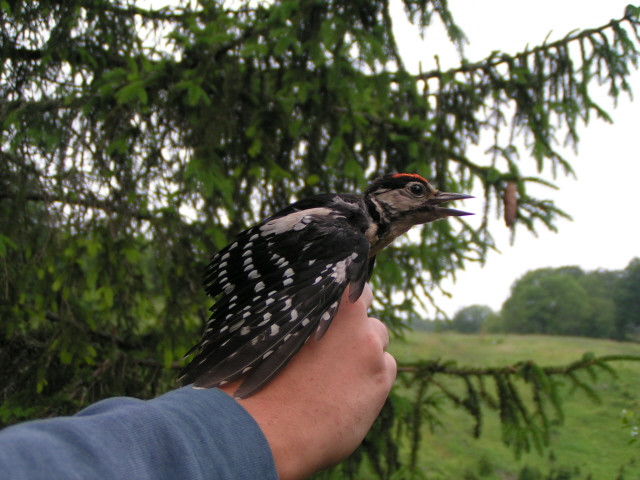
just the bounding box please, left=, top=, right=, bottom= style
left=179, top=173, right=472, bottom=398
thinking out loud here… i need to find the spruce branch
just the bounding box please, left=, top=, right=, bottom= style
left=396, top=354, right=640, bottom=456
left=412, top=10, right=640, bottom=84
left=397, top=353, right=640, bottom=376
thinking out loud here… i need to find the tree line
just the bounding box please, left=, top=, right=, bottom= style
left=440, top=258, right=640, bottom=340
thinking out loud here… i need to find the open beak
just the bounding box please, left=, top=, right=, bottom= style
left=429, top=191, right=474, bottom=217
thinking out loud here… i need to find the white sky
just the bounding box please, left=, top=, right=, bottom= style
left=390, top=0, right=640, bottom=316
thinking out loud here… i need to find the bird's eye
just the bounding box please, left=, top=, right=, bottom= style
left=408, top=183, right=426, bottom=196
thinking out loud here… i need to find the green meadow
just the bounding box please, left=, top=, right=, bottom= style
left=388, top=333, right=640, bottom=479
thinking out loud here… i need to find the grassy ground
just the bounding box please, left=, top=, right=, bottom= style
left=388, top=333, right=640, bottom=479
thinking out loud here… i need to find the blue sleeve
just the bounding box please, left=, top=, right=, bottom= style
left=0, top=386, right=277, bottom=480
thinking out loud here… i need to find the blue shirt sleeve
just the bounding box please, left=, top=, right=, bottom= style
left=0, top=386, right=277, bottom=480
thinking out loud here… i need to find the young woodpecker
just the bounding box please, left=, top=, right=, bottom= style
left=179, top=173, right=473, bottom=398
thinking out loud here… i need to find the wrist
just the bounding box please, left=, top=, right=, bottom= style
left=220, top=383, right=315, bottom=480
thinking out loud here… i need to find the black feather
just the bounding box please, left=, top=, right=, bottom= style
left=179, top=197, right=372, bottom=397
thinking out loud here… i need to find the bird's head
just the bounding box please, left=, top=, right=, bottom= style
left=365, top=173, right=473, bottom=225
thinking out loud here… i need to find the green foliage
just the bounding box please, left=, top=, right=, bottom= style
left=1, top=1, right=640, bottom=478
left=621, top=407, right=639, bottom=446
left=448, top=305, right=500, bottom=333
left=502, top=268, right=593, bottom=335
left=614, top=258, right=640, bottom=340
left=388, top=333, right=640, bottom=479
left=499, top=261, right=640, bottom=339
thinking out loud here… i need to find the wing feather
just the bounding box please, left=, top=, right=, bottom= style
left=179, top=206, right=371, bottom=396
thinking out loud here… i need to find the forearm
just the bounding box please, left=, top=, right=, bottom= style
left=0, top=387, right=277, bottom=480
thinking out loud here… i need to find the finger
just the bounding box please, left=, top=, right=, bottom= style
left=360, top=283, right=373, bottom=310
left=383, top=352, right=398, bottom=381
left=368, top=317, right=390, bottom=351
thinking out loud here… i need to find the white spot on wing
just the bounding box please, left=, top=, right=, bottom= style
left=230, top=320, right=244, bottom=332
left=331, top=260, right=348, bottom=283
left=284, top=268, right=294, bottom=277
left=248, top=269, right=260, bottom=279
left=259, top=208, right=333, bottom=235
left=283, top=278, right=293, bottom=286
left=240, top=326, right=251, bottom=335
left=270, top=324, right=280, bottom=336
left=257, top=312, right=272, bottom=327
left=255, top=281, right=265, bottom=292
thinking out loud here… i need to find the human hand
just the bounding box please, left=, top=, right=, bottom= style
left=219, top=283, right=396, bottom=480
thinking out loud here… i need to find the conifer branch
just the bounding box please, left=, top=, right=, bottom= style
left=412, top=12, right=640, bottom=83
left=396, top=354, right=640, bottom=456
left=397, top=353, right=640, bottom=376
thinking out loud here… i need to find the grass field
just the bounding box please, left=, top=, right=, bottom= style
left=387, top=333, right=640, bottom=479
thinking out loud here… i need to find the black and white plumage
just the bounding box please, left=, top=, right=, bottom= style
left=179, top=173, right=472, bottom=398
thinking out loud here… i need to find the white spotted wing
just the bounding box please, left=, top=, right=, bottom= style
left=179, top=198, right=371, bottom=398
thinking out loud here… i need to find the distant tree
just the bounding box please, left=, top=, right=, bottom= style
left=501, top=268, right=591, bottom=335
left=450, top=304, right=499, bottom=333
left=500, top=266, right=625, bottom=338
left=576, top=269, right=618, bottom=338
left=614, top=258, right=640, bottom=340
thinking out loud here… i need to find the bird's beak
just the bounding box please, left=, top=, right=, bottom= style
left=428, top=191, right=474, bottom=218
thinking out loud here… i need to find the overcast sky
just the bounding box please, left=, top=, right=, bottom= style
left=390, top=0, right=640, bottom=316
